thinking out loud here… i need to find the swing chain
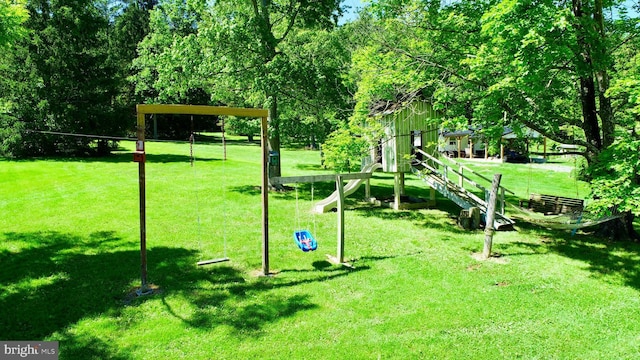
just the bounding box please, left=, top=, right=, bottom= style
left=189, top=132, right=195, bottom=167
left=295, top=184, right=300, bottom=231
left=312, top=183, right=316, bottom=236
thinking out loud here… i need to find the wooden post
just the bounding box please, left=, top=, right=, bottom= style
left=261, top=115, right=269, bottom=276
left=543, top=137, right=547, bottom=159
left=482, top=173, right=502, bottom=259
left=500, top=143, right=505, bottom=162
left=137, top=112, right=148, bottom=292
left=336, top=175, right=345, bottom=263
left=153, top=117, right=158, bottom=140
left=399, top=172, right=405, bottom=195
left=459, top=166, right=464, bottom=188
left=457, top=137, right=462, bottom=158
left=485, top=142, right=488, bottom=159
left=365, top=178, right=371, bottom=200
left=394, top=173, right=402, bottom=210
left=469, top=137, right=473, bottom=158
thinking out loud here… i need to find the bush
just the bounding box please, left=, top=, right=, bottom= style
left=0, top=113, right=23, bottom=157
left=321, top=128, right=368, bottom=172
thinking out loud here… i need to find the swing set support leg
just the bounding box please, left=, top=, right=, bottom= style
left=326, top=175, right=353, bottom=268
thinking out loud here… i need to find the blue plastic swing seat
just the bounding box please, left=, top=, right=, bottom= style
left=294, top=230, right=317, bottom=252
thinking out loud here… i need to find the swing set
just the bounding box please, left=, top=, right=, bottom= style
left=133, top=104, right=371, bottom=294
left=134, top=104, right=269, bottom=292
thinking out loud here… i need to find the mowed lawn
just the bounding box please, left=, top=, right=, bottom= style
left=2, top=139, right=640, bottom=359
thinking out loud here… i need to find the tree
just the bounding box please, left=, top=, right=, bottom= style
left=0, top=0, right=28, bottom=47
left=321, top=127, right=368, bottom=172
left=130, top=0, right=206, bottom=104
left=132, top=0, right=346, bottom=171
left=0, top=0, right=125, bottom=157
left=274, top=28, right=353, bottom=148
left=197, top=0, right=343, bottom=176
left=110, top=0, right=158, bottom=115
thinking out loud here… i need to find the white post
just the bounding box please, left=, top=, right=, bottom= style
left=394, top=173, right=402, bottom=210
left=365, top=178, right=371, bottom=200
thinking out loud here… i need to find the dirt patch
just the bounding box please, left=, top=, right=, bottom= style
left=123, top=283, right=162, bottom=305
left=471, top=252, right=509, bottom=264
left=466, top=263, right=482, bottom=271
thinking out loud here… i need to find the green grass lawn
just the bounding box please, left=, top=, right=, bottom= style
left=2, top=140, right=640, bottom=359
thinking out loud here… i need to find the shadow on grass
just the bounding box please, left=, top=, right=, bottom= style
left=0, top=230, right=371, bottom=350
left=0, top=231, right=159, bottom=357
left=549, top=237, right=640, bottom=289
left=354, top=207, right=464, bottom=234
left=228, top=185, right=262, bottom=196
left=164, top=260, right=371, bottom=335
left=504, top=222, right=640, bottom=290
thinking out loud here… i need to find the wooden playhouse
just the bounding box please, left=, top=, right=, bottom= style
left=367, top=92, right=440, bottom=209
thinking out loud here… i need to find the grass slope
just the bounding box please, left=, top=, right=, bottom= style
left=2, top=140, right=640, bottom=359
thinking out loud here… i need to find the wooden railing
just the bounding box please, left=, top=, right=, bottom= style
left=412, top=148, right=514, bottom=215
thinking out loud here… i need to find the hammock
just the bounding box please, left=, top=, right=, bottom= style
left=507, top=203, right=623, bottom=230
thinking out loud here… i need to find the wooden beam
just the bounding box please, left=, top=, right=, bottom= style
left=482, top=173, right=502, bottom=259
left=270, top=172, right=372, bottom=185
left=136, top=112, right=148, bottom=291
left=136, top=104, right=269, bottom=118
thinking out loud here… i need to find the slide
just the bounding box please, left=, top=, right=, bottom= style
left=312, top=163, right=382, bottom=213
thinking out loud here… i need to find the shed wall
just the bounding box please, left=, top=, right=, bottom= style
left=380, top=100, right=439, bottom=172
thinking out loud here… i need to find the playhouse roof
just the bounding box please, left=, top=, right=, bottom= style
left=368, top=89, right=425, bottom=116
left=441, top=126, right=541, bottom=139
left=441, top=129, right=474, bottom=138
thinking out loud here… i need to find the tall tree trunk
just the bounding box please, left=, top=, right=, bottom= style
left=253, top=0, right=282, bottom=178
left=593, top=0, right=615, bottom=147
left=573, top=0, right=603, bottom=163
left=268, top=95, right=281, bottom=177
left=596, top=212, right=639, bottom=241
left=578, top=76, right=602, bottom=157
